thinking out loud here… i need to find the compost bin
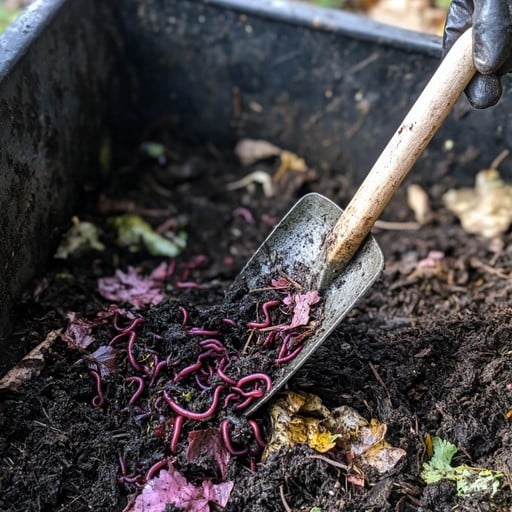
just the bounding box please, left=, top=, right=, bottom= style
left=1, top=0, right=512, bottom=511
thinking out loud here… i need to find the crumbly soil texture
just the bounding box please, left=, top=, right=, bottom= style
left=1, top=142, right=512, bottom=512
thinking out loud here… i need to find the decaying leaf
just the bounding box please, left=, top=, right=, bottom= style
left=0, top=330, right=60, bottom=392
left=131, top=465, right=233, bottom=512
left=407, top=184, right=433, bottom=225
left=110, top=214, right=186, bottom=257
left=234, top=139, right=281, bottom=166
left=54, top=216, right=105, bottom=259
left=226, top=170, right=274, bottom=198
left=265, top=391, right=405, bottom=474
left=86, top=345, right=119, bottom=378
left=273, top=150, right=308, bottom=183
left=421, top=436, right=503, bottom=497
left=187, top=428, right=231, bottom=479
left=443, top=169, right=512, bottom=238
left=98, top=262, right=172, bottom=309
left=61, top=312, right=98, bottom=349
left=282, top=290, right=321, bottom=328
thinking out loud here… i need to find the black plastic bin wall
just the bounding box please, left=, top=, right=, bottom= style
left=1, top=0, right=511, bottom=345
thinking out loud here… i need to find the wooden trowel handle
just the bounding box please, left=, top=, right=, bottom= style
left=323, top=29, right=475, bottom=283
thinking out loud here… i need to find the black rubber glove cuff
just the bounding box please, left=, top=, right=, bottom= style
left=443, top=0, right=512, bottom=108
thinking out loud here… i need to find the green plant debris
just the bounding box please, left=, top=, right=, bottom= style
left=421, top=436, right=503, bottom=497
left=0, top=6, right=20, bottom=34
left=55, top=217, right=105, bottom=259
left=110, top=214, right=186, bottom=258
left=140, top=141, right=167, bottom=164
left=99, top=136, right=112, bottom=174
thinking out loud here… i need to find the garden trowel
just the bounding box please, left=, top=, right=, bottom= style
left=229, top=30, right=476, bottom=415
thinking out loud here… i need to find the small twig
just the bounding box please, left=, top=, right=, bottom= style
left=490, top=149, right=509, bottom=170
left=309, top=454, right=350, bottom=472
left=470, top=257, right=512, bottom=280
left=242, top=330, right=256, bottom=354
left=369, top=361, right=391, bottom=401
left=227, top=170, right=274, bottom=197
left=374, top=220, right=421, bottom=231
left=279, top=485, right=293, bottom=512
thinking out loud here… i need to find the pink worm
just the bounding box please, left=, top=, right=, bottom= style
left=170, top=415, right=184, bottom=453
left=89, top=370, right=105, bottom=408
left=220, top=419, right=248, bottom=456
left=247, top=300, right=281, bottom=329
left=186, top=328, right=220, bottom=336
left=126, top=376, right=145, bottom=406
left=145, top=459, right=168, bottom=481
left=163, top=385, right=224, bottom=421
left=236, top=373, right=272, bottom=393
left=276, top=344, right=304, bottom=364
left=248, top=419, right=266, bottom=447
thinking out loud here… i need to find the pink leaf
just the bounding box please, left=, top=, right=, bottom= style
left=61, top=312, right=96, bottom=349
left=187, top=428, right=231, bottom=479
left=283, top=290, right=321, bottom=328
left=131, top=466, right=233, bottom=512
left=86, top=345, right=118, bottom=378
left=98, top=265, right=167, bottom=309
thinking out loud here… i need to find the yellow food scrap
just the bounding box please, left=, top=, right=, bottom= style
left=265, top=391, right=405, bottom=473
left=443, top=169, right=512, bottom=238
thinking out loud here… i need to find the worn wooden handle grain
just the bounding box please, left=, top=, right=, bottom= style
left=322, top=29, right=475, bottom=283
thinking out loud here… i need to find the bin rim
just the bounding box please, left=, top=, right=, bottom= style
left=204, top=0, right=442, bottom=57
left=0, top=0, right=67, bottom=82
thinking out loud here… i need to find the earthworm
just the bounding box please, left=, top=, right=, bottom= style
left=222, top=318, right=237, bottom=327
left=186, top=328, right=220, bottom=336
left=145, top=458, right=168, bottom=481
left=276, top=344, right=304, bottom=364
left=233, top=206, right=255, bottom=225
left=113, top=315, right=144, bottom=333
left=248, top=419, right=266, bottom=447
left=170, top=415, right=184, bottom=453
left=217, top=366, right=237, bottom=386
left=126, top=376, right=145, bottom=406
left=127, top=331, right=143, bottom=372
left=178, top=306, right=189, bottom=326
left=110, top=330, right=130, bottom=347
left=89, top=370, right=105, bottom=408
left=220, top=419, right=248, bottom=456
left=118, top=455, right=128, bottom=476
left=232, top=386, right=264, bottom=399
left=236, top=373, right=272, bottom=393
left=163, top=385, right=224, bottom=420
left=173, top=350, right=215, bottom=382
left=175, top=281, right=202, bottom=289
left=263, top=330, right=277, bottom=347
left=194, top=374, right=211, bottom=391
left=198, top=339, right=226, bottom=352
left=277, top=334, right=294, bottom=359
left=233, top=396, right=256, bottom=411
left=223, top=392, right=240, bottom=408
left=247, top=300, right=281, bottom=329
left=149, top=359, right=168, bottom=387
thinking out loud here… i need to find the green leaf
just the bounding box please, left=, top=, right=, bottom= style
left=421, top=436, right=458, bottom=483
left=421, top=436, right=503, bottom=497
left=55, top=218, right=105, bottom=259
left=140, top=141, right=166, bottom=159
left=110, top=214, right=185, bottom=258
left=0, top=6, right=20, bottom=34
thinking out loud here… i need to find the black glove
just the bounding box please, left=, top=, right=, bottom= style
left=443, top=0, right=512, bottom=108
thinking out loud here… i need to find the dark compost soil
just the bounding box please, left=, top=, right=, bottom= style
left=1, top=141, right=512, bottom=512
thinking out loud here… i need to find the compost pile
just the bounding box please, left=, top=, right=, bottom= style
left=1, top=140, right=511, bottom=512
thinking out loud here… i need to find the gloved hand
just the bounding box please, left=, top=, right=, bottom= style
left=443, top=0, right=512, bottom=108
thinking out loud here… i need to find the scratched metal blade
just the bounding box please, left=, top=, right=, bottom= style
left=226, top=193, right=384, bottom=415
